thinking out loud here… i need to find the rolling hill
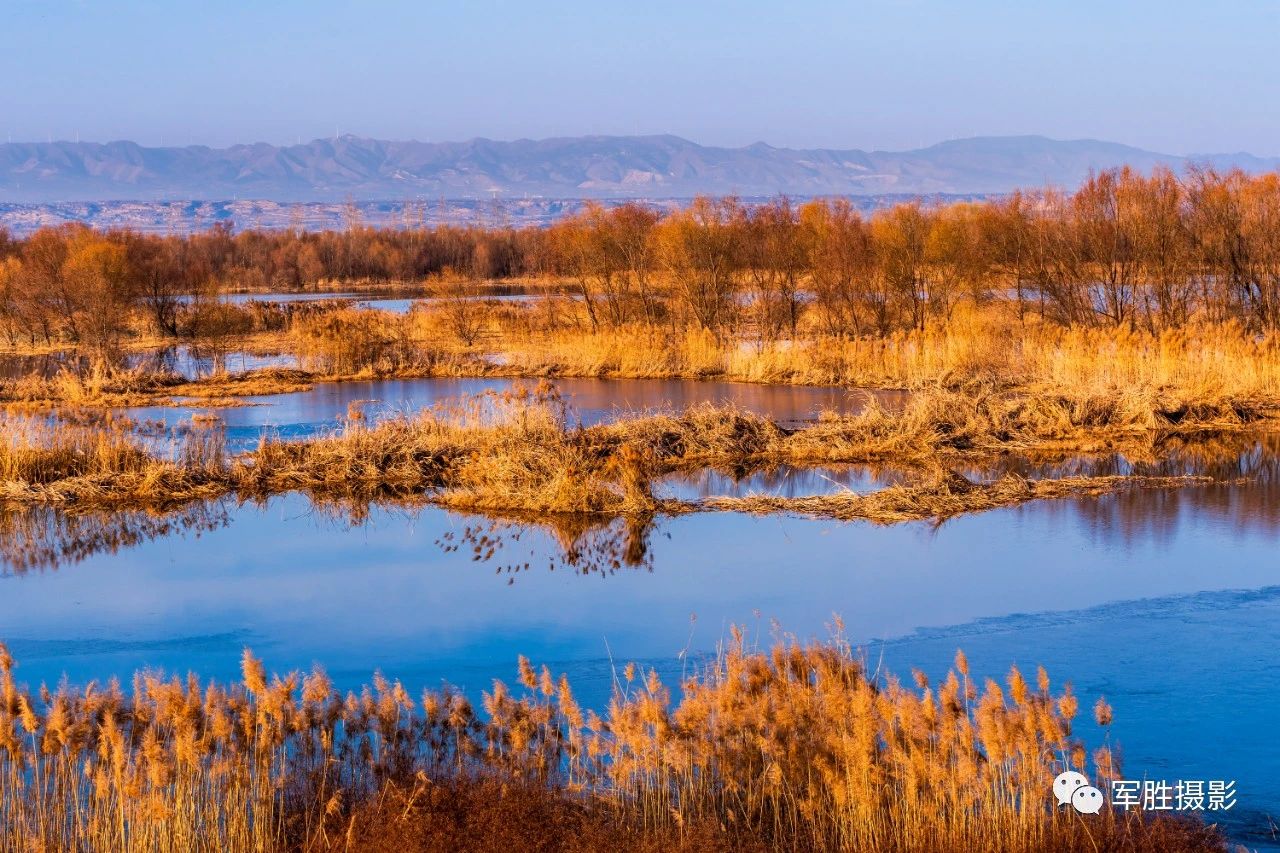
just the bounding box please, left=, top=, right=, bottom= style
left=2, top=134, right=1277, bottom=203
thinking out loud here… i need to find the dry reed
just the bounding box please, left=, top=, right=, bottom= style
left=10, top=306, right=1280, bottom=414
left=0, top=637, right=1226, bottom=853
left=0, top=384, right=1270, bottom=520
left=487, top=308, right=1280, bottom=396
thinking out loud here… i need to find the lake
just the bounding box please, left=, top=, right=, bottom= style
left=2, top=385, right=1278, bottom=847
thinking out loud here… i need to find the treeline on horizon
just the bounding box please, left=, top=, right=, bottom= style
left=2, top=164, right=1280, bottom=351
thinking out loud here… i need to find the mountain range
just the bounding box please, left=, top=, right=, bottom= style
left=2, top=134, right=1278, bottom=203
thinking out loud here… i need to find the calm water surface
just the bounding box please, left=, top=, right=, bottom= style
left=0, top=346, right=299, bottom=381
left=186, top=291, right=417, bottom=313
left=0, top=468, right=1277, bottom=845
left=210, top=290, right=551, bottom=314
left=131, top=376, right=904, bottom=452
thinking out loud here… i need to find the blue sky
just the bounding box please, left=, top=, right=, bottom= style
left=3, top=0, right=1276, bottom=154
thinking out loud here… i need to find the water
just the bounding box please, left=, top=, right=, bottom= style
left=0, top=346, right=299, bottom=381
left=182, top=291, right=419, bottom=314
left=128, top=376, right=904, bottom=452
left=1, top=463, right=1278, bottom=845
left=192, top=289, right=557, bottom=315
left=134, top=345, right=299, bottom=378
left=656, top=463, right=903, bottom=499
left=3, top=384, right=1279, bottom=847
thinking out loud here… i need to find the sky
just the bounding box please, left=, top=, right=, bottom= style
left=2, top=0, right=1277, bottom=155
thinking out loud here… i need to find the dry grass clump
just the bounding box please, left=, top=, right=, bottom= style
left=602, top=402, right=790, bottom=463
left=782, top=384, right=1278, bottom=467
left=168, top=366, right=318, bottom=399
left=0, top=363, right=187, bottom=408
left=0, top=416, right=153, bottom=485
left=0, top=415, right=228, bottom=507
left=0, top=639, right=1225, bottom=853
left=292, top=308, right=436, bottom=375
left=242, top=384, right=656, bottom=515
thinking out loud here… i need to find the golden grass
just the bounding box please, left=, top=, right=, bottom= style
left=1, top=362, right=484, bottom=408
left=0, top=363, right=187, bottom=408
left=0, top=384, right=1272, bottom=519
left=11, top=304, right=1280, bottom=418
left=0, top=637, right=1225, bottom=852
left=490, top=309, right=1280, bottom=397
left=292, top=307, right=421, bottom=374
left=0, top=418, right=153, bottom=485
left=168, top=367, right=318, bottom=399
left=215, top=383, right=1279, bottom=521
left=242, top=385, right=657, bottom=515
left=0, top=416, right=228, bottom=507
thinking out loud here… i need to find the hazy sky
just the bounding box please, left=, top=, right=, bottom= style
left=3, top=0, right=1277, bottom=154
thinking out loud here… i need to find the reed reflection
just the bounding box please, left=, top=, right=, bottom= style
left=4, top=435, right=1280, bottom=574
left=0, top=501, right=230, bottom=575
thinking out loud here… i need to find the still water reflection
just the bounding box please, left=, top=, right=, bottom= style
left=0, top=345, right=299, bottom=381
left=130, top=377, right=905, bottom=452
left=0, top=451, right=1277, bottom=844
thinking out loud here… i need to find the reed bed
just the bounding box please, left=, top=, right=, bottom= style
left=0, top=415, right=228, bottom=507
left=0, top=363, right=188, bottom=408
left=10, top=306, right=1280, bottom=413
left=192, top=382, right=1280, bottom=519
left=489, top=309, right=1280, bottom=397
left=0, top=384, right=1272, bottom=518
left=0, top=638, right=1225, bottom=852
left=243, top=385, right=656, bottom=515
left=0, top=417, right=153, bottom=485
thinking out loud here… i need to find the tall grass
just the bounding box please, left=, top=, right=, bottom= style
left=0, top=362, right=187, bottom=407
left=492, top=308, right=1280, bottom=397
left=292, top=308, right=457, bottom=376
left=0, top=414, right=227, bottom=506
left=0, top=417, right=152, bottom=485
left=246, top=384, right=656, bottom=515
left=0, top=637, right=1223, bottom=852
left=9, top=304, right=1280, bottom=411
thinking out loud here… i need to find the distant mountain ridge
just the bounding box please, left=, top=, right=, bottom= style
left=2, top=134, right=1277, bottom=202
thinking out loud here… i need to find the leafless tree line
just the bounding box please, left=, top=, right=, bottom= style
left=3, top=165, right=1280, bottom=353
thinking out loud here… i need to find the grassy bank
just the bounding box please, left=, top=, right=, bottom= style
left=482, top=310, right=1280, bottom=395
left=6, top=305, right=1280, bottom=412
left=0, top=638, right=1226, bottom=852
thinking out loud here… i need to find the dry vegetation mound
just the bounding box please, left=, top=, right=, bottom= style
left=0, top=382, right=1271, bottom=521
